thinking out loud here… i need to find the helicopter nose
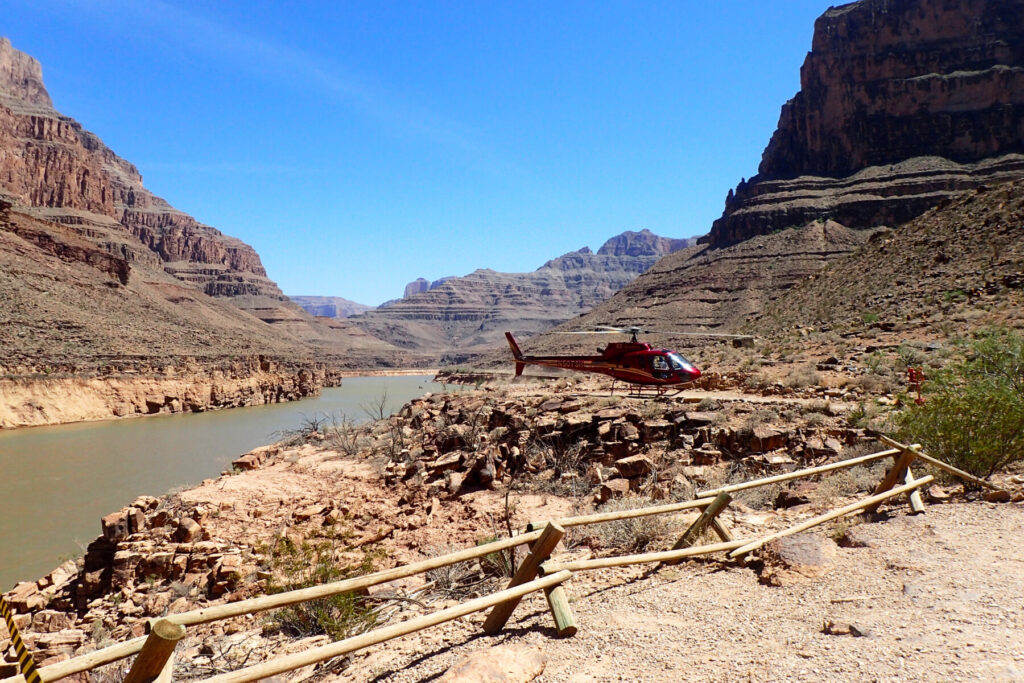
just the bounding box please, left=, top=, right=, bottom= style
left=689, top=367, right=701, bottom=379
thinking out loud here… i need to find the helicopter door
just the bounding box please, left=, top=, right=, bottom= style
left=651, top=355, right=670, bottom=378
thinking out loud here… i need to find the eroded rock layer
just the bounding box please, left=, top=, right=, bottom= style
left=710, top=0, right=1024, bottom=248
left=0, top=38, right=283, bottom=301
left=561, top=0, right=1024, bottom=340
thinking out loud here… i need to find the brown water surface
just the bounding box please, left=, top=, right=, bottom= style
left=0, top=375, right=449, bottom=589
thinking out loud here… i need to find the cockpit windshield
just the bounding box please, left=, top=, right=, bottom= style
left=667, top=353, right=694, bottom=372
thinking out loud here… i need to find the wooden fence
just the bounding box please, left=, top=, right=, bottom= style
left=1, top=436, right=1000, bottom=683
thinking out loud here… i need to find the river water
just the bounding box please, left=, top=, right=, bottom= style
left=0, top=375, right=450, bottom=590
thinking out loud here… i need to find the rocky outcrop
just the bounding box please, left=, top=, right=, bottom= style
left=289, top=295, right=373, bottom=318
left=708, top=0, right=1024, bottom=248
left=0, top=37, right=285, bottom=303
left=352, top=230, right=694, bottom=353
left=0, top=38, right=410, bottom=393
left=0, top=37, right=50, bottom=108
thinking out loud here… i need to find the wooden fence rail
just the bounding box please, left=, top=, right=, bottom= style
left=2, top=435, right=980, bottom=683
left=201, top=571, right=573, bottom=683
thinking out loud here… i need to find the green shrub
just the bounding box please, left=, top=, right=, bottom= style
left=260, top=534, right=379, bottom=640
left=894, top=328, right=1024, bottom=479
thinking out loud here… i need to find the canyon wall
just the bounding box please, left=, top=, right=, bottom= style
left=0, top=359, right=338, bottom=429
left=555, top=0, right=1024, bottom=341
left=0, top=38, right=284, bottom=301
left=708, top=0, right=1024, bottom=248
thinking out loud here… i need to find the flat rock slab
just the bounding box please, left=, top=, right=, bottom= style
left=439, top=645, right=546, bottom=682
left=760, top=533, right=837, bottom=586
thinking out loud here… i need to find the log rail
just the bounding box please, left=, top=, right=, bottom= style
left=1, top=436, right=997, bottom=682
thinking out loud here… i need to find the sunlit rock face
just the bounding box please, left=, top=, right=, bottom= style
left=351, top=230, right=695, bottom=352
left=708, top=0, right=1024, bottom=248
left=0, top=37, right=284, bottom=302
left=549, top=0, right=1024, bottom=336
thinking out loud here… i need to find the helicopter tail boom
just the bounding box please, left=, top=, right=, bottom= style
left=505, top=332, right=526, bottom=376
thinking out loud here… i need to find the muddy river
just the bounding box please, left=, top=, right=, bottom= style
left=0, top=375, right=450, bottom=589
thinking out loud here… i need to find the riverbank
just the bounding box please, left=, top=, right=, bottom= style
left=2, top=378, right=1021, bottom=680
left=0, top=358, right=341, bottom=429
left=0, top=376, right=447, bottom=589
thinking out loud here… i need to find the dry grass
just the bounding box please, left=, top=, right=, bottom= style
left=590, top=496, right=678, bottom=553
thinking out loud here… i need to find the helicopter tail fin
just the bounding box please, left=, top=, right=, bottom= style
left=505, top=332, right=526, bottom=376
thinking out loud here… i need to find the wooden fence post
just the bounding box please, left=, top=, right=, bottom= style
left=482, top=522, right=564, bottom=634
left=123, top=618, right=185, bottom=683
left=904, top=466, right=926, bottom=514
left=865, top=450, right=918, bottom=514
left=543, top=585, right=577, bottom=637
left=662, top=492, right=732, bottom=566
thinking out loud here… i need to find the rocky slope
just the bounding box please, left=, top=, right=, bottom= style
left=711, top=0, right=1024, bottom=248
left=0, top=38, right=415, bottom=425
left=757, top=179, right=1024, bottom=338
left=289, top=295, right=373, bottom=319
left=351, top=230, right=694, bottom=355
left=554, top=0, right=1024, bottom=339
left=4, top=380, right=1021, bottom=678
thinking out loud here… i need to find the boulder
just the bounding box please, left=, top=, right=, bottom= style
left=614, top=455, right=655, bottom=479
left=760, top=534, right=837, bottom=586
left=596, top=478, right=631, bottom=503
left=173, top=518, right=203, bottom=543
left=749, top=424, right=787, bottom=452
left=774, top=482, right=817, bottom=509
left=439, top=645, right=546, bottom=683
left=101, top=510, right=131, bottom=543
left=683, top=411, right=716, bottom=427
left=6, top=581, right=46, bottom=612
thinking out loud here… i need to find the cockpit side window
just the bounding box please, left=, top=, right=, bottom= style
left=668, top=353, right=693, bottom=371
left=652, top=355, right=669, bottom=371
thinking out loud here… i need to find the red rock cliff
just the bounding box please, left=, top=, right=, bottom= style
left=708, top=0, right=1024, bottom=248
left=0, top=37, right=284, bottom=300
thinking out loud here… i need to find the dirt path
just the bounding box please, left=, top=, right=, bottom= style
left=333, top=502, right=1024, bottom=682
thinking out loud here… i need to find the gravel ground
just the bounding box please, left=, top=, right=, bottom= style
left=330, top=502, right=1024, bottom=682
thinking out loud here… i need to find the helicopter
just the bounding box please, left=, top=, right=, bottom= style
left=505, top=326, right=703, bottom=390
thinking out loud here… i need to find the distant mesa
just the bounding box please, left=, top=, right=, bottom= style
left=350, top=229, right=698, bottom=354
left=290, top=295, right=372, bottom=319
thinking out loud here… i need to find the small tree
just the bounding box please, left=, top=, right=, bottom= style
left=894, top=328, right=1024, bottom=479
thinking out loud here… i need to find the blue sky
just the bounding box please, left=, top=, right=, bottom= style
left=4, top=1, right=835, bottom=305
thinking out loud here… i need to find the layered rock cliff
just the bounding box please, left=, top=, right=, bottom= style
left=0, top=38, right=283, bottom=301
left=554, top=0, right=1024, bottom=340
left=289, top=295, right=373, bottom=319
left=352, top=230, right=694, bottom=354
left=709, top=0, right=1024, bottom=248
left=0, top=38, right=414, bottom=425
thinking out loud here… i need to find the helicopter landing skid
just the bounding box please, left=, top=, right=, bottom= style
left=609, top=381, right=683, bottom=399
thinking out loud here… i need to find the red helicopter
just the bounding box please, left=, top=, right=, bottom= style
left=505, top=326, right=702, bottom=390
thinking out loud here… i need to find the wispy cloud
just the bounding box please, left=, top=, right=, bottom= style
left=62, top=0, right=512, bottom=175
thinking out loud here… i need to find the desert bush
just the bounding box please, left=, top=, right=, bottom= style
left=259, top=534, right=378, bottom=640
left=785, top=365, right=821, bottom=389
left=423, top=545, right=479, bottom=598
left=894, top=328, right=1024, bottom=479
left=591, top=496, right=676, bottom=552
left=697, top=397, right=722, bottom=411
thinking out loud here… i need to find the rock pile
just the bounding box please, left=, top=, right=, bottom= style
left=370, top=392, right=860, bottom=506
